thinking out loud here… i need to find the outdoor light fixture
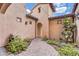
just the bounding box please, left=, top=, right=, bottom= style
left=16, top=17, right=22, bottom=22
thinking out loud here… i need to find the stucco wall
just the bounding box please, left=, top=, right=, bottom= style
left=31, top=4, right=50, bottom=38
left=49, top=17, right=73, bottom=40
left=49, top=19, right=63, bottom=40
left=75, top=4, right=79, bottom=42
left=75, top=4, right=79, bottom=14
left=0, top=3, right=35, bottom=47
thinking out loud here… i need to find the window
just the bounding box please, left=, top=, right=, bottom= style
left=25, top=21, right=28, bottom=25
left=43, top=7, right=48, bottom=14
left=16, top=17, right=22, bottom=22
left=38, top=7, right=41, bottom=13
left=57, top=20, right=62, bottom=24
left=29, top=21, right=32, bottom=24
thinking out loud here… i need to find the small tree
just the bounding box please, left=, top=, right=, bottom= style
left=62, top=18, right=76, bottom=43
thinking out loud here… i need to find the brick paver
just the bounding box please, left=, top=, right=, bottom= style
left=17, top=38, right=59, bottom=56
left=0, top=38, right=59, bottom=56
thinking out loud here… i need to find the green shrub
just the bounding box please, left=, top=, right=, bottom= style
left=42, top=36, right=49, bottom=41
left=46, top=39, right=59, bottom=46
left=62, top=18, right=76, bottom=43
left=58, top=44, right=79, bottom=56
left=24, top=38, right=32, bottom=42
left=5, top=35, right=28, bottom=54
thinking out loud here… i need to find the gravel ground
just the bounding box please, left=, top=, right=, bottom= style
left=0, top=38, right=59, bottom=56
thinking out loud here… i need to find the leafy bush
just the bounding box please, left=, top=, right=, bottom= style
left=62, top=18, right=76, bottom=43
left=5, top=35, right=28, bottom=54
left=24, top=38, right=32, bottom=44
left=62, top=30, right=73, bottom=42
left=58, top=44, right=79, bottom=56
left=46, top=39, right=59, bottom=46
left=63, top=18, right=71, bottom=26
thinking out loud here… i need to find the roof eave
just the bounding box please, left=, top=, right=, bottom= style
left=72, top=3, right=78, bottom=13
left=48, top=13, right=75, bottom=20
left=26, top=14, right=38, bottom=21
left=49, top=3, right=56, bottom=12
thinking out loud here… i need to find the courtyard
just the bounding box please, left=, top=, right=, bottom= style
left=0, top=3, right=79, bottom=56
left=0, top=38, right=59, bottom=56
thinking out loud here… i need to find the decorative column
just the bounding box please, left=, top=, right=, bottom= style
left=75, top=13, right=79, bottom=42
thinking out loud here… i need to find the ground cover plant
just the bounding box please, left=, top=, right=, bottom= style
left=42, top=38, right=79, bottom=56
left=5, top=34, right=31, bottom=54
left=58, top=44, right=79, bottom=56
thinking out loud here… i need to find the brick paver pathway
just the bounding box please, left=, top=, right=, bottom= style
left=0, top=38, right=59, bottom=56
left=17, top=38, right=59, bottom=56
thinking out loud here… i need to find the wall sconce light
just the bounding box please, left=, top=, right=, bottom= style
left=16, top=17, right=22, bottom=22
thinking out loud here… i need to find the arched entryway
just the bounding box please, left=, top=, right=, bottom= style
left=37, top=23, right=42, bottom=38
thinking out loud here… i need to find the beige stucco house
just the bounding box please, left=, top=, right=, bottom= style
left=30, top=3, right=78, bottom=42
left=0, top=3, right=37, bottom=47
left=0, top=3, right=78, bottom=47
left=0, top=3, right=55, bottom=47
